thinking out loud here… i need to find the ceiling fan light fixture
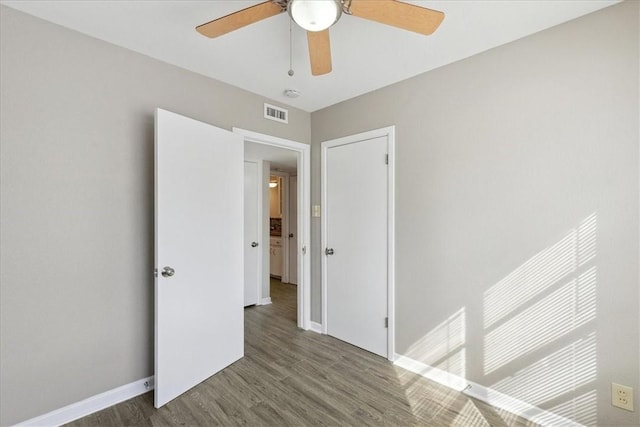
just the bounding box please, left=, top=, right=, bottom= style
left=288, top=0, right=342, bottom=32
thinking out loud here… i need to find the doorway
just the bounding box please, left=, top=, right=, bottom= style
left=269, top=171, right=297, bottom=285
left=237, top=128, right=311, bottom=330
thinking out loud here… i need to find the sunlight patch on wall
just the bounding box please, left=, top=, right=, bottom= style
left=484, top=267, right=597, bottom=373
left=577, top=214, right=597, bottom=267
left=531, top=389, right=597, bottom=427
left=395, top=214, right=599, bottom=427
left=484, top=231, right=577, bottom=329
left=404, top=308, right=466, bottom=378
left=483, top=213, right=598, bottom=426
left=483, top=214, right=597, bottom=374
left=484, top=213, right=597, bottom=330
left=393, top=308, right=469, bottom=422
left=491, top=332, right=596, bottom=410
left=435, top=348, right=466, bottom=379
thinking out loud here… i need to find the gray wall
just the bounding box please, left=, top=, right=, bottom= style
left=0, top=6, right=310, bottom=425
left=311, top=2, right=639, bottom=426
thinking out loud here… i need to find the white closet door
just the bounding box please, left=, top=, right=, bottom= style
left=325, top=136, right=389, bottom=357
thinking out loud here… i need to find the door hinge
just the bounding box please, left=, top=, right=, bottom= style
left=385, top=154, right=389, bottom=165
left=384, top=317, right=388, bottom=328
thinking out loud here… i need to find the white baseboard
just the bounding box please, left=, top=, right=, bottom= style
left=309, top=321, right=323, bottom=333
left=393, top=355, right=582, bottom=427
left=394, top=355, right=468, bottom=390
left=260, top=297, right=272, bottom=305
left=14, top=376, right=154, bottom=427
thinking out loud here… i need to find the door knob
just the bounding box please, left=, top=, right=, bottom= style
left=289, top=233, right=294, bottom=238
left=161, top=266, right=175, bottom=277
left=251, top=242, right=259, bottom=247
left=325, top=248, right=334, bottom=256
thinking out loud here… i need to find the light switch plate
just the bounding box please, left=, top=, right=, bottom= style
left=312, top=205, right=321, bottom=217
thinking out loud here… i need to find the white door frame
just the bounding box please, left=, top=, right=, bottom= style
left=321, top=126, right=396, bottom=360
left=234, top=128, right=311, bottom=330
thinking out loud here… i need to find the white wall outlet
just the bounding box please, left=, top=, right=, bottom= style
left=612, top=383, right=634, bottom=411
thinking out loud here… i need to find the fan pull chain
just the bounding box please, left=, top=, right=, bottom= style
left=288, top=18, right=294, bottom=76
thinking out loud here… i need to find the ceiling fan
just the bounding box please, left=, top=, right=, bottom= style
left=196, top=0, right=444, bottom=76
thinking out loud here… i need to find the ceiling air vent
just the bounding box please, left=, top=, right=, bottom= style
left=264, top=103, right=288, bottom=124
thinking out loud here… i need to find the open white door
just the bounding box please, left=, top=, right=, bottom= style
left=155, top=109, right=243, bottom=408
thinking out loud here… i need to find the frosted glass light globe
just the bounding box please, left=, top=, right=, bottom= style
left=289, top=0, right=342, bottom=32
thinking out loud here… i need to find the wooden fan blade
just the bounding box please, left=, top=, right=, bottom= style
left=196, top=1, right=283, bottom=38
left=307, top=30, right=332, bottom=76
left=349, top=0, right=444, bottom=36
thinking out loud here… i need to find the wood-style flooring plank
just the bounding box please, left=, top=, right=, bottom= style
left=66, top=279, right=539, bottom=427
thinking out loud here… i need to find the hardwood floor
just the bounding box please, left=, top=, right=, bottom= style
left=67, top=279, right=539, bottom=427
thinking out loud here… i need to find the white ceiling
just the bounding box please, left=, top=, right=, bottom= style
left=2, top=0, right=619, bottom=112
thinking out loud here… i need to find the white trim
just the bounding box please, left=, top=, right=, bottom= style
left=394, top=355, right=583, bottom=427
left=386, top=127, right=396, bottom=360
left=320, top=126, right=396, bottom=360
left=309, top=321, right=323, bottom=334
left=233, top=127, right=311, bottom=330
left=321, top=143, right=328, bottom=336
left=13, top=376, right=154, bottom=427
left=394, top=355, right=467, bottom=390
left=260, top=297, right=272, bottom=305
